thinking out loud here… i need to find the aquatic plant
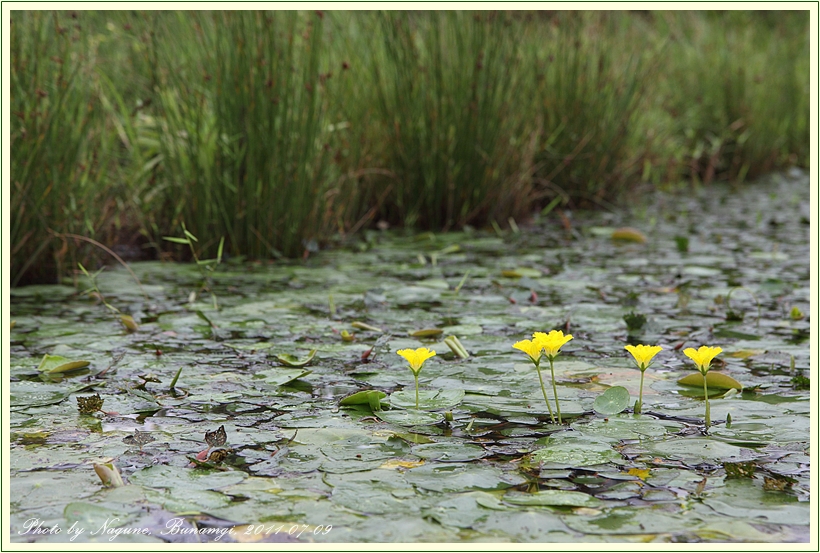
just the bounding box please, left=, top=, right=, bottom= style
left=683, top=345, right=723, bottom=429
left=534, top=330, right=573, bottom=424
left=514, top=330, right=573, bottom=424
left=163, top=223, right=224, bottom=309
left=624, top=344, right=663, bottom=414
left=396, top=347, right=437, bottom=410
left=513, top=337, right=556, bottom=423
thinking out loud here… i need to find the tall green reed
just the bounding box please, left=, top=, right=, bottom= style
left=654, top=11, right=809, bottom=184
left=11, top=12, right=109, bottom=284
left=528, top=12, right=649, bottom=207
left=368, top=11, right=528, bottom=230
left=151, top=11, right=333, bottom=259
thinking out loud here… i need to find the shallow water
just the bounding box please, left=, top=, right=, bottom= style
left=9, top=171, right=811, bottom=543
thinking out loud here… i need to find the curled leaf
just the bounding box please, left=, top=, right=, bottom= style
left=94, top=462, right=125, bottom=488
left=276, top=349, right=317, bottom=367
left=611, top=227, right=647, bottom=243
left=37, top=354, right=91, bottom=374
left=120, top=315, right=139, bottom=332
left=410, top=328, right=443, bottom=338
left=351, top=321, right=383, bottom=332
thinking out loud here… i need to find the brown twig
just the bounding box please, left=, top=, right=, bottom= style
left=50, top=231, right=149, bottom=299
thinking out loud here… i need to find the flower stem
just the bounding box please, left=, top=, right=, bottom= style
left=548, top=357, right=562, bottom=424
left=702, top=374, right=710, bottom=429
left=636, top=370, right=645, bottom=415
left=414, top=372, right=420, bottom=410
left=535, top=362, right=556, bottom=424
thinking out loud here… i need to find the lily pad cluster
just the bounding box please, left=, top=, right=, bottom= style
left=8, top=172, right=811, bottom=543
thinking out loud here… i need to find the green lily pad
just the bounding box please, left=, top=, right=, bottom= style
left=129, top=465, right=247, bottom=490
left=276, top=349, right=317, bottom=367
left=253, top=367, right=311, bottom=386
left=678, top=372, right=743, bottom=390
left=339, top=390, right=387, bottom=411
left=389, top=389, right=465, bottom=410
left=36, top=354, right=91, bottom=374
left=646, top=437, right=753, bottom=463
left=410, top=442, right=487, bottom=462
left=501, top=267, right=542, bottom=278
left=375, top=410, right=444, bottom=426
left=503, top=489, right=600, bottom=507
left=593, top=386, right=630, bottom=415
left=530, top=443, right=623, bottom=467
left=404, top=463, right=526, bottom=493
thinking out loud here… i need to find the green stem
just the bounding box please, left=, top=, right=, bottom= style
left=535, top=362, right=556, bottom=424
left=414, top=372, right=420, bottom=410
left=636, top=370, right=645, bottom=415
left=703, top=373, right=710, bottom=429
left=548, top=357, right=562, bottom=424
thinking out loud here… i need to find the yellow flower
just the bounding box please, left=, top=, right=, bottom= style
left=533, top=330, right=573, bottom=360
left=625, top=344, right=663, bottom=372
left=683, top=345, right=723, bottom=374
left=512, top=339, right=543, bottom=365
left=396, top=347, right=437, bottom=375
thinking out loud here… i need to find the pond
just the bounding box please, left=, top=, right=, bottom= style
left=9, top=171, right=811, bottom=543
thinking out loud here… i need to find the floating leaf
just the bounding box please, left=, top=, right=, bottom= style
left=411, top=442, right=487, bottom=462
left=36, top=354, right=91, bottom=374
left=503, top=489, right=600, bottom=507
left=501, top=267, right=541, bottom=278
left=611, top=227, right=647, bottom=243
left=276, top=349, right=317, bottom=367
left=593, top=386, right=630, bottom=415
left=253, top=367, right=311, bottom=386
left=339, top=390, right=387, bottom=411
left=375, top=409, right=444, bottom=426
left=530, top=443, right=622, bottom=467
left=409, top=328, right=443, bottom=338
left=351, top=321, right=383, bottom=332
left=678, top=372, right=742, bottom=390
left=389, top=389, right=465, bottom=410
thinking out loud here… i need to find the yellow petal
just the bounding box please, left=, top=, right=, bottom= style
left=533, top=330, right=573, bottom=358
left=624, top=344, right=663, bottom=370
left=513, top=339, right=542, bottom=363
left=397, top=347, right=436, bottom=372
left=683, top=345, right=722, bottom=372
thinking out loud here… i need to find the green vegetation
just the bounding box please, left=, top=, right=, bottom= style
left=11, top=10, right=810, bottom=284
